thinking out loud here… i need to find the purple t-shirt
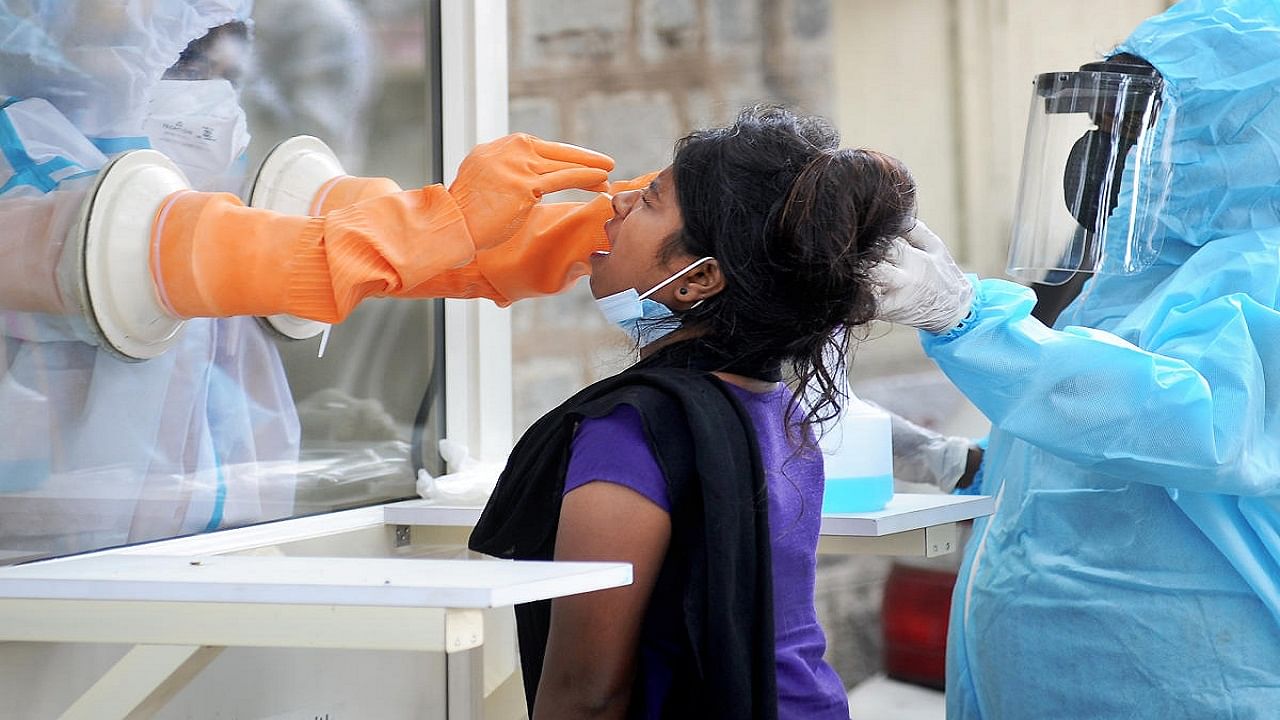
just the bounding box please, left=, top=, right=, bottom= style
left=564, top=383, right=849, bottom=719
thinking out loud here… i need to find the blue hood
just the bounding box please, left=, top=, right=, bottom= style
left=1116, top=0, right=1280, bottom=250
left=1056, top=0, right=1280, bottom=330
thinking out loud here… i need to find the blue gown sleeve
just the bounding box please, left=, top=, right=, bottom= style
left=922, top=253, right=1280, bottom=497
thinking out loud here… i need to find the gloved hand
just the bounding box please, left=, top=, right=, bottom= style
left=870, top=220, right=974, bottom=333
left=448, top=133, right=614, bottom=251
left=463, top=171, right=664, bottom=302
left=881, top=407, right=982, bottom=493
left=403, top=171, right=663, bottom=304
left=415, top=439, right=503, bottom=507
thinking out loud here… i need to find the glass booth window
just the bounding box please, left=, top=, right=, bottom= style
left=0, top=0, right=444, bottom=565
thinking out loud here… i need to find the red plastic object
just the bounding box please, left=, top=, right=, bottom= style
left=881, top=562, right=958, bottom=690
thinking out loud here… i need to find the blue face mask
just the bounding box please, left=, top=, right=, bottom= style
left=594, top=256, right=714, bottom=346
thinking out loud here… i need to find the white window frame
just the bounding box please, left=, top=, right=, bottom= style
left=441, top=0, right=514, bottom=467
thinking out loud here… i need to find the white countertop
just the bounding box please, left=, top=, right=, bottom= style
left=818, top=493, right=993, bottom=536
left=0, top=555, right=632, bottom=609
left=385, top=492, right=994, bottom=538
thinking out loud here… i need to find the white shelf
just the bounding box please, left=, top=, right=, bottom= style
left=819, top=493, right=994, bottom=537
left=0, top=555, right=631, bottom=609
left=385, top=501, right=483, bottom=527
left=385, top=492, right=994, bottom=539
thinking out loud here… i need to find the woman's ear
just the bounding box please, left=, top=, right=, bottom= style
left=676, top=259, right=724, bottom=306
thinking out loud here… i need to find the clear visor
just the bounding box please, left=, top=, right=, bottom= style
left=1007, top=70, right=1174, bottom=284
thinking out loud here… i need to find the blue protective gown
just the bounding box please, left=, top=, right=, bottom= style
left=929, top=2, right=1280, bottom=717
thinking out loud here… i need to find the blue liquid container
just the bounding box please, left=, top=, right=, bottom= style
left=823, top=472, right=895, bottom=513
left=820, top=394, right=894, bottom=513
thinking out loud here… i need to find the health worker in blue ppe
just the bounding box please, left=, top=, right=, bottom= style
left=871, top=1, right=1280, bottom=717
left=0, top=1, right=299, bottom=556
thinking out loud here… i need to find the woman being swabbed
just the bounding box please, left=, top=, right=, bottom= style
left=470, top=105, right=916, bottom=720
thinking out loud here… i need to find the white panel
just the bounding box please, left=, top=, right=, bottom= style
left=443, top=0, right=515, bottom=467
left=154, top=647, right=448, bottom=720
left=0, top=599, right=461, bottom=652
left=0, top=644, right=449, bottom=720
left=58, top=645, right=219, bottom=720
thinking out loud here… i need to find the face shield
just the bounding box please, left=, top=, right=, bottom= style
left=1007, top=55, right=1174, bottom=284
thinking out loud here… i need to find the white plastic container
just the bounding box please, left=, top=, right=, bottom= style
left=819, top=392, right=894, bottom=513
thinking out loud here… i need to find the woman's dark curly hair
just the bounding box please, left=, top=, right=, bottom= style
left=665, top=105, right=916, bottom=436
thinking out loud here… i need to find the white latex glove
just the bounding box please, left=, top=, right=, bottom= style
left=870, top=220, right=974, bottom=333
left=415, top=439, right=503, bottom=507
left=881, top=408, right=975, bottom=492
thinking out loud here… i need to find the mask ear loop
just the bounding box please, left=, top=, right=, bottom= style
left=637, top=256, right=715, bottom=300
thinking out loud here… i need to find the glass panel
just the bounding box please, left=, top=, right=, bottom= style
left=244, top=0, right=445, bottom=518
left=0, top=0, right=443, bottom=565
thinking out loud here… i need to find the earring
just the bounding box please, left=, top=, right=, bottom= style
left=678, top=287, right=689, bottom=295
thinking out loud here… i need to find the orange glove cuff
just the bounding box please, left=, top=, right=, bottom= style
left=397, top=262, right=502, bottom=302
left=312, top=176, right=405, bottom=216
left=304, top=174, right=505, bottom=305
left=320, top=185, right=475, bottom=315
left=152, top=190, right=332, bottom=319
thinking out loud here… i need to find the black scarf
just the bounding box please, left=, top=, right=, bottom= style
left=469, top=341, right=780, bottom=719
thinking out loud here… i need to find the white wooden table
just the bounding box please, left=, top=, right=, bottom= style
left=0, top=493, right=992, bottom=718
left=0, top=555, right=630, bottom=720
left=385, top=492, right=994, bottom=558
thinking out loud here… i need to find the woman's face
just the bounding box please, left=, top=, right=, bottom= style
left=590, top=166, right=701, bottom=304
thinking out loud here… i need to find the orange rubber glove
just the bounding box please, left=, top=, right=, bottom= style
left=150, top=134, right=616, bottom=323
left=404, top=195, right=613, bottom=304
left=305, top=168, right=644, bottom=305
left=152, top=186, right=475, bottom=323
left=400, top=171, right=659, bottom=304
left=448, top=133, right=613, bottom=250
